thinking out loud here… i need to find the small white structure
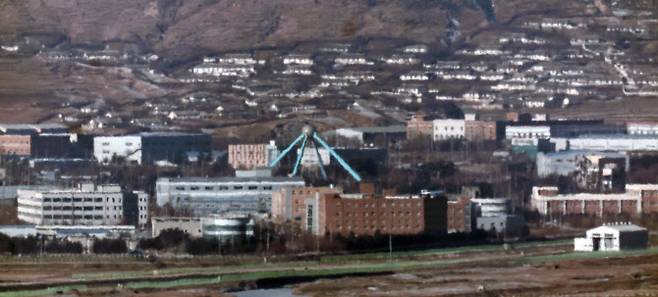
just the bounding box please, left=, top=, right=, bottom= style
left=574, top=223, right=648, bottom=252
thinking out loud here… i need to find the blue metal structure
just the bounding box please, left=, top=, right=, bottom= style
left=269, top=125, right=362, bottom=182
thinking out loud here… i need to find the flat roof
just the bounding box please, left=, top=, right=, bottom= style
left=158, top=176, right=305, bottom=183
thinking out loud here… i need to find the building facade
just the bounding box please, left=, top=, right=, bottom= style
left=228, top=141, right=279, bottom=170
left=0, top=135, right=31, bottom=156
left=271, top=187, right=342, bottom=223
left=156, top=175, right=305, bottom=216
left=531, top=184, right=658, bottom=217
left=300, top=192, right=447, bottom=236
left=574, top=224, right=648, bottom=252
left=94, top=132, right=211, bottom=165
left=406, top=114, right=433, bottom=139
left=17, top=184, right=148, bottom=227
left=432, top=119, right=465, bottom=141
left=464, top=120, right=496, bottom=141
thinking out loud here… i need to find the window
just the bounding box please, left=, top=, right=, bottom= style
left=205, top=186, right=214, bottom=190
left=175, top=186, right=185, bottom=191
left=248, top=186, right=258, bottom=190
left=219, top=186, right=229, bottom=190
left=263, top=186, right=273, bottom=190
left=234, top=186, right=243, bottom=190
left=190, top=186, right=200, bottom=191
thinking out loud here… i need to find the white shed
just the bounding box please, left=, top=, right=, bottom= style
left=574, top=223, right=648, bottom=252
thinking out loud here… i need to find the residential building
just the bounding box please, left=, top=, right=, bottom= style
left=432, top=119, right=465, bottom=141
left=94, top=132, right=211, bottom=164
left=17, top=183, right=148, bottom=227
left=531, top=184, right=658, bottom=217
left=299, top=191, right=447, bottom=236
left=155, top=172, right=305, bottom=216
left=574, top=223, right=648, bottom=252
left=465, top=120, right=496, bottom=141
left=228, top=141, right=279, bottom=170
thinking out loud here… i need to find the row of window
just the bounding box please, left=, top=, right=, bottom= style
left=46, top=214, right=120, bottom=220
left=43, top=197, right=120, bottom=203
left=336, top=211, right=422, bottom=217
left=173, top=185, right=273, bottom=191
left=44, top=206, right=105, bottom=211
left=336, top=202, right=421, bottom=208
left=333, top=224, right=421, bottom=230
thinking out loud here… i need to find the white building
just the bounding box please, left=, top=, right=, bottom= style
left=156, top=174, right=305, bottom=216
left=151, top=215, right=254, bottom=241
left=296, top=147, right=330, bottom=167
left=283, top=54, right=314, bottom=66
left=94, top=135, right=142, bottom=164
left=574, top=223, right=648, bottom=252
left=505, top=125, right=551, bottom=144
left=432, top=119, right=465, bottom=141
left=17, top=184, right=148, bottom=227
left=560, top=135, right=658, bottom=152
left=627, top=122, right=658, bottom=135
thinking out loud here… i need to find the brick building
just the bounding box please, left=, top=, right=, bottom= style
left=271, top=186, right=342, bottom=223
left=228, top=141, right=279, bottom=170
left=0, top=135, right=31, bottom=156
left=447, top=196, right=472, bottom=233
left=406, top=114, right=433, bottom=139
left=301, top=191, right=446, bottom=236
left=531, top=184, right=658, bottom=217
left=465, top=121, right=496, bottom=141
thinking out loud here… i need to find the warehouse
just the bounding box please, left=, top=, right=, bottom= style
left=574, top=223, right=648, bottom=252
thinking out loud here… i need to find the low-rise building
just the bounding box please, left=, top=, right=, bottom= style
left=574, top=223, right=648, bottom=252
left=151, top=217, right=202, bottom=238
left=17, top=183, right=148, bottom=227
left=333, top=126, right=406, bottom=147
left=531, top=184, right=658, bottom=217
left=155, top=172, right=305, bottom=216
left=228, top=141, right=279, bottom=170
left=94, top=132, right=211, bottom=165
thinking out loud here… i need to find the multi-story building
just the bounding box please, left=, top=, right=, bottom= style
left=531, top=184, right=658, bottom=217
left=17, top=183, right=148, bottom=227
left=432, top=119, right=465, bottom=141
left=447, top=196, right=472, bottom=233
left=228, top=141, right=279, bottom=170
left=156, top=172, right=305, bottom=216
left=464, top=121, right=496, bottom=141
left=333, top=126, right=406, bottom=148
left=271, top=187, right=342, bottom=223
left=555, top=135, right=658, bottom=152
left=94, top=132, right=211, bottom=164
left=505, top=125, right=551, bottom=144
left=406, top=114, right=433, bottom=139
left=0, top=135, right=31, bottom=156
left=300, top=191, right=447, bottom=236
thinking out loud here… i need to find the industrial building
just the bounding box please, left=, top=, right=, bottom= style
left=93, top=132, right=211, bottom=164
left=17, top=183, right=148, bottom=227
left=574, top=223, right=648, bottom=251
left=554, top=135, right=658, bottom=152
left=536, top=151, right=628, bottom=177
left=155, top=170, right=305, bottom=216
left=531, top=184, right=658, bottom=217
